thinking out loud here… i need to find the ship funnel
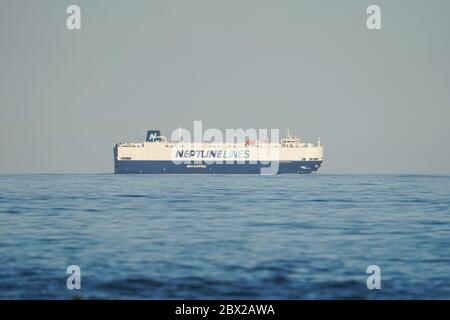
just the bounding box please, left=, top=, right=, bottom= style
left=146, top=130, right=162, bottom=142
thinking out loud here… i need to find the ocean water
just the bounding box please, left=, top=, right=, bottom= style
left=0, top=174, right=449, bottom=300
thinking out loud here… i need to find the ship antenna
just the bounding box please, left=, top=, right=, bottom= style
left=287, top=128, right=290, bottom=138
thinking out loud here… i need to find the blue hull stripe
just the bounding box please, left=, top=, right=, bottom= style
left=115, top=160, right=322, bottom=174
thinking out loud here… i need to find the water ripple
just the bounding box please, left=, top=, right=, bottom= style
left=0, top=174, right=449, bottom=299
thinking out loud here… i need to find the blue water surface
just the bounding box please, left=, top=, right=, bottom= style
left=0, top=174, right=449, bottom=299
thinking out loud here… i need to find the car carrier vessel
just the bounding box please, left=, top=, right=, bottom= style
left=114, top=130, right=324, bottom=174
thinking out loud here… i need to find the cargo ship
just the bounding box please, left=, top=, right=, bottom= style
left=114, top=130, right=324, bottom=174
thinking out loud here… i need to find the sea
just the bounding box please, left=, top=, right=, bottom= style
left=0, top=174, right=449, bottom=299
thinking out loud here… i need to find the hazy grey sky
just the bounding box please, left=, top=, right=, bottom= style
left=1, top=0, right=449, bottom=173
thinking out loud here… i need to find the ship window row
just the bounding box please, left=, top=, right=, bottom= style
left=163, top=144, right=320, bottom=148
left=164, top=145, right=298, bottom=148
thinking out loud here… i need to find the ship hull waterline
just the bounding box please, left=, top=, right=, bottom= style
left=114, top=160, right=323, bottom=174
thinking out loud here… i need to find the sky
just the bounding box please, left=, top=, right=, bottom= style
left=1, top=0, right=449, bottom=174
